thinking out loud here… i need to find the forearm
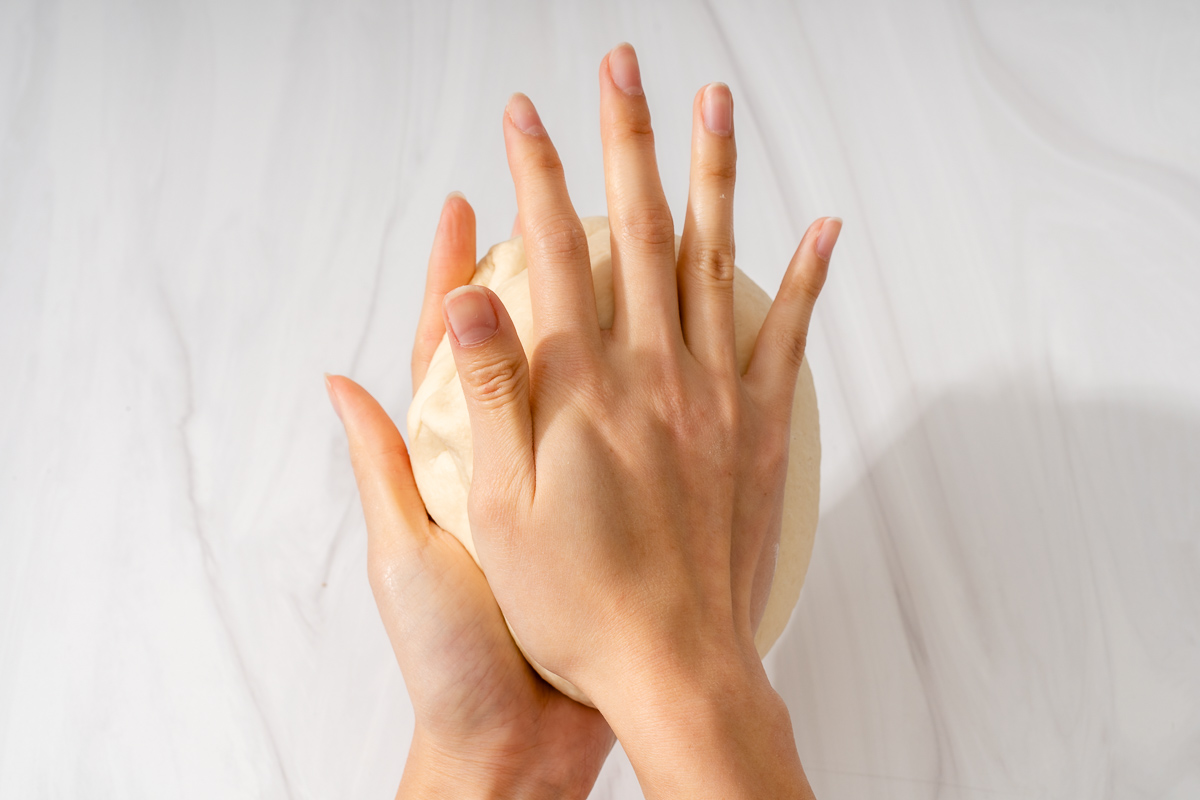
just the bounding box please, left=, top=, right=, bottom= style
left=595, top=649, right=815, bottom=799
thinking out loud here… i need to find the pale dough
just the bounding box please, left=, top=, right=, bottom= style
left=406, top=216, right=820, bottom=707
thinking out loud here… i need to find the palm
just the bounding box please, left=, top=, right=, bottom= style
left=373, top=508, right=613, bottom=766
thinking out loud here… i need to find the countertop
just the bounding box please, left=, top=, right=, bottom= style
left=2, top=1, right=1198, bottom=797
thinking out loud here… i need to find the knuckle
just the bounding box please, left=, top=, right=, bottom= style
left=646, top=360, right=742, bottom=442
left=578, top=368, right=613, bottom=411
left=612, top=109, right=655, bottom=145
left=766, top=324, right=808, bottom=371
left=701, top=151, right=737, bottom=183
left=463, top=353, right=527, bottom=410
left=787, top=256, right=828, bottom=308
left=687, top=245, right=735, bottom=286
left=793, top=271, right=825, bottom=307
left=533, top=337, right=600, bottom=391
left=632, top=351, right=685, bottom=415
left=654, top=384, right=692, bottom=437
left=529, top=214, right=589, bottom=262
left=519, top=145, right=566, bottom=177
left=619, top=203, right=675, bottom=250
left=714, top=379, right=742, bottom=430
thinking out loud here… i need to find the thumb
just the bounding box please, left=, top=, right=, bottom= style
left=442, top=285, right=536, bottom=507
left=324, top=373, right=431, bottom=578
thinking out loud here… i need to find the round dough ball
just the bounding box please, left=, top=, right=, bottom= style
left=406, top=216, right=820, bottom=707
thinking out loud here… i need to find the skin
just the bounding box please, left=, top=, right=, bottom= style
left=327, top=195, right=613, bottom=799
left=327, top=41, right=839, bottom=799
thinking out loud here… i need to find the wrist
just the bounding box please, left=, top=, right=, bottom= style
left=586, top=621, right=766, bottom=733
left=397, top=725, right=594, bottom=800
left=593, top=646, right=814, bottom=800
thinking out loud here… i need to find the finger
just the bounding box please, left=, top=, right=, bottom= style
left=412, top=192, right=477, bottom=393
left=599, top=42, right=681, bottom=347
left=744, top=217, right=841, bottom=410
left=441, top=285, right=536, bottom=510
left=325, top=373, right=432, bottom=552
left=511, top=210, right=523, bottom=239
left=502, top=92, right=601, bottom=349
left=325, top=372, right=528, bottom=703
left=678, top=82, right=738, bottom=374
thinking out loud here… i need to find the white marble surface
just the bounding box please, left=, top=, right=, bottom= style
left=2, top=0, right=1198, bottom=797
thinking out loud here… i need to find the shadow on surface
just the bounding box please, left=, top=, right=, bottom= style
left=770, top=376, right=1200, bottom=795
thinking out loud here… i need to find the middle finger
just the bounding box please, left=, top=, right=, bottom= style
left=600, top=43, right=682, bottom=348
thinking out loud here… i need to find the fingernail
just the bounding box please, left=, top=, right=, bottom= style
left=324, top=373, right=343, bottom=422
left=702, top=82, right=732, bottom=135
left=815, top=217, right=842, bottom=261
left=444, top=286, right=498, bottom=345
left=507, top=93, right=546, bottom=135
left=608, top=43, right=643, bottom=96
left=445, top=190, right=465, bottom=203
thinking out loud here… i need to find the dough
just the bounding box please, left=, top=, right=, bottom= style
left=406, top=216, right=820, bottom=706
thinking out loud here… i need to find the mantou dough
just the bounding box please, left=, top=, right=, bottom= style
left=406, top=216, right=820, bottom=707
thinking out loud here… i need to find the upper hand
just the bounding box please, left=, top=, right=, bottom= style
left=440, top=42, right=838, bottom=797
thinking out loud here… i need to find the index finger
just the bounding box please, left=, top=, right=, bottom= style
left=502, top=92, right=601, bottom=350
left=412, top=192, right=477, bottom=393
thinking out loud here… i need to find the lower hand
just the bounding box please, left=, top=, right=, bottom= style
left=326, top=194, right=614, bottom=800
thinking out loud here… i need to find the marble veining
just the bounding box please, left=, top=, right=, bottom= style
left=1, top=0, right=1198, bottom=797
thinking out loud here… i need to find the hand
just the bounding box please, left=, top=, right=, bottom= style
left=325, top=194, right=614, bottom=800
left=438, top=43, right=838, bottom=797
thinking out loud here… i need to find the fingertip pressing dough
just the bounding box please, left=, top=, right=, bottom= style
left=406, top=216, right=820, bottom=707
